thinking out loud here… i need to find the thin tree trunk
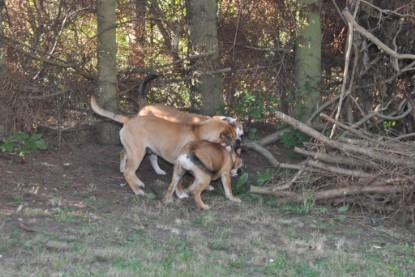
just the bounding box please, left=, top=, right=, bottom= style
left=96, top=0, right=119, bottom=145
left=0, top=0, right=4, bottom=75
left=0, top=0, right=8, bottom=139
left=186, top=0, right=224, bottom=115
left=130, top=0, right=147, bottom=67
left=293, top=0, right=322, bottom=122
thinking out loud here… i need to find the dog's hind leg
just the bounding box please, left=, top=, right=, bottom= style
left=191, top=180, right=211, bottom=210
left=149, top=154, right=167, bottom=175
left=121, top=136, right=146, bottom=195
left=119, top=149, right=127, bottom=173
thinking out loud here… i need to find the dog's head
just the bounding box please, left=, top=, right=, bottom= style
left=219, top=124, right=237, bottom=149
left=230, top=146, right=243, bottom=177
left=214, top=116, right=244, bottom=140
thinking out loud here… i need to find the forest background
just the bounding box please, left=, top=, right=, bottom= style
left=1, top=0, right=415, bottom=216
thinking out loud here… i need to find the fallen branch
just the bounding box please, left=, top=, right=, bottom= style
left=306, top=160, right=375, bottom=179
left=257, top=127, right=290, bottom=146
left=244, top=141, right=280, bottom=167
left=250, top=184, right=404, bottom=202
left=294, top=147, right=367, bottom=168
left=274, top=111, right=414, bottom=167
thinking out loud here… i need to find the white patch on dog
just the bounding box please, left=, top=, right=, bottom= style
left=150, top=155, right=167, bottom=175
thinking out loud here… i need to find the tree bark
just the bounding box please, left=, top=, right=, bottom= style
left=0, top=0, right=4, bottom=75
left=96, top=0, right=119, bottom=145
left=0, top=0, right=8, bottom=139
left=293, top=0, right=322, bottom=122
left=130, top=0, right=147, bottom=66
left=186, top=0, right=224, bottom=115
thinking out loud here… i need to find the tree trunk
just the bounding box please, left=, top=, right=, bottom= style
left=96, top=0, right=119, bottom=145
left=0, top=0, right=4, bottom=75
left=0, top=0, right=7, bottom=139
left=129, top=0, right=147, bottom=66
left=293, top=0, right=322, bottom=122
left=186, top=0, right=224, bottom=115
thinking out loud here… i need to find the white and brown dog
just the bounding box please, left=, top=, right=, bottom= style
left=163, top=140, right=243, bottom=210
left=91, top=96, right=237, bottom=195
left=119, top=74, right=244, bottom=175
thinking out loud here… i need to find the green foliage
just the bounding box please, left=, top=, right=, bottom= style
left=234, top=172, right=249, bottom=194
left=218, top=172, right=249, bottom=196
left=232, top=88, right=279, bottom=121
left=0, top=132, right=48, bottom=157
left=255, top=169, right=277, bottom=186
left=280, top=128, right=310, bottom=148
left=247, top=127, right=257, bottom=140
left=383, top=120, right=397, bottom=134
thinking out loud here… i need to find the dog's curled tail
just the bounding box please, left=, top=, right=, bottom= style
left=189, top=152, right=217, bottom=176
left=90, top=96, right=129, bottom=124
left=138, top=74, right=159, bottom=109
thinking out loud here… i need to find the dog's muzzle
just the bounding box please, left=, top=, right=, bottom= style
left=234, top=138, right=241, bottom=147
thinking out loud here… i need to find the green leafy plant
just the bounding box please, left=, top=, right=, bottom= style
left=234, top=172, right=249, bottom=194
left=232, top=88, right=279, bottom=121
left=247, top=128, right=257, bottom=140
left=280, top=128, right=310, bottom=148
left=217, top=172, right=249, bottom=196
left=0, top=132, right=48, bottom=157
left=255, top=169, right=277, bottom=186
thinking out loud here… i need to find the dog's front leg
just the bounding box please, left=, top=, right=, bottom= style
left=149, top=155, right=167, bottom=175
left=163, top=163, right=186, bottom=203
left=221, top=173, right=241, bottom=203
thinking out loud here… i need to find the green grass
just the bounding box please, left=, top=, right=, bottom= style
left=1, top=195, right=414, bottom=277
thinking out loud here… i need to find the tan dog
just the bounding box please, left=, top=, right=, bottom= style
left=163, top=140, right=243, bottom=210
left=91, top=96, right=236, bottom=195
left=119, top=74, right=244, bottom=174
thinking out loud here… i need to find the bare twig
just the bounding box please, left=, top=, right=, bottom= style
left=250, top=184, right=404, bottom=202
left=343, top=9, right=415, bottom=60
left=244, top=141, right=280, bottom=167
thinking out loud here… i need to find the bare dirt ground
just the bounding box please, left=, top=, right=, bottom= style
left=0, top=127, right=414, bottom=276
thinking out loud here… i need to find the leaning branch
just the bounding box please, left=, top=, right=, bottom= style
left=343, top=9, right=415, bottom=60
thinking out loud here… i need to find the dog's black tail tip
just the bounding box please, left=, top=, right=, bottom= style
left=145, top=73, right=159, bottom=82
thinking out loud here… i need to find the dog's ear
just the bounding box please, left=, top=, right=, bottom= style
left=220, top=131, right=233, bottom=146
left=221, top=116, right=237, bottom=127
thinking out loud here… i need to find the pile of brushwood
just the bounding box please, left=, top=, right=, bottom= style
left=248, top=111, right=415, bottom=221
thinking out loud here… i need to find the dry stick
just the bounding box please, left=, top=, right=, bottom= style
left=274, top=111, right=414, bottom=167
left=306, top=91, right=349, bottom=126
left=250, top=184, right=403, bottom=202
left=320, top=113, right=384, bottom=145
left=257, top=128, right=290, bottom=146
left=294, top=147, right=368, bottom=168
left=277, top=165, right=306, bottom=191
left=343, top=9, right=415, bottom=60
left=244, top=141, right=280, bottom=167
left=330, top=9, right=355, bottom=138
left=306, top=160, right=375, bottom=179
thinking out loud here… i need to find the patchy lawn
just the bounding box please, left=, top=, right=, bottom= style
left=1, top=130, right=414, bottom=277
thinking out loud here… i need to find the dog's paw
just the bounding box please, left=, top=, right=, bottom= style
left=138, top=181, right=145, bottom=188
left=155, top=169, right=167, bottom=175
left=206, top=185, right=214, bottom=191
left=228, top=196, right=241, bottom=203
left=176, top=191, right=189, bottom=199
left=199, top=204, right=210, bottom=210
left=134, top=189, right=145, bottom=196
left=162, top=196, right=173, bottom=203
